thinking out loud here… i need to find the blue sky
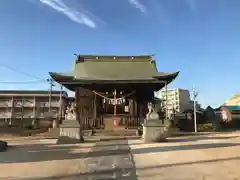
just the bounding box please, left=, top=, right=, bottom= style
left=0, top=0, right=240, bottom=108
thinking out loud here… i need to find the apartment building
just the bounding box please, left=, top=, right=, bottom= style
left=0, top=90, right=68, bottom=128
left=155, top=88, right=191, bottom=117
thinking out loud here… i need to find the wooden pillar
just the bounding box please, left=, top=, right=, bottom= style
left=93, top=93, right=97, bottom=128
left=93, top=93, right=97, bottom=119
left=75, top=87, right=84, bottom=142
left=134, top=99, right=138, bottom=118
left=139, top=103, right=143, bottom=118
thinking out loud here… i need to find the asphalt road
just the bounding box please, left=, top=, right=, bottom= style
left=79, top=137, right=137, bottom=180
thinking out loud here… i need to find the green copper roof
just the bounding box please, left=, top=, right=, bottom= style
left=49, top=55, right=179, bottom=84
left=72, top=55, right=157, bottom=80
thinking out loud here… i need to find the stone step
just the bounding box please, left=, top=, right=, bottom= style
left=93, top=129, right=140, bottom=136
left=60, top=119, right=79, bottom=128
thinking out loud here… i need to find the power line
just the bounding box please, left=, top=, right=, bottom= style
left=0, top=80, right=47, bottom=84
left=0, top=63, right=46, bottom=81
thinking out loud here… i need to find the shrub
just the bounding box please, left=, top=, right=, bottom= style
left=198, top=123, right=216, bottom=132
left=24, top=125, right=34, bottom=130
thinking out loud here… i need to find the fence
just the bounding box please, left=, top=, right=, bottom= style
left=81, top=115, right=143, bottom=130
left=82, top=116, right=104, bottom=130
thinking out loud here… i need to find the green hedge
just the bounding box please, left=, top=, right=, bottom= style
left=198, top=123, right=216, bottom=132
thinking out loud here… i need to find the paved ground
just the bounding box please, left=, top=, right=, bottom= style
left=0, top=136, right=136, bottom=180
left=129, top=131, right=240, bottom=180
left=0, top=132, right=240, bottom=180
left=0, top=137, right=95, bottom=180
left=82, top=137, right=136, bottom=180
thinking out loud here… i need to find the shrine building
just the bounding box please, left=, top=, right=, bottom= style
left=49, top=55, right=179, bottom=132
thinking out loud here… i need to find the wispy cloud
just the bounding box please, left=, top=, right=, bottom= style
left=150, top=0, right=169, bottom=24
left=186, top=0, right=197, bottom=10
left=39, top=0, right=97, bottom=28
left=128, top=0, right=147, bottom=13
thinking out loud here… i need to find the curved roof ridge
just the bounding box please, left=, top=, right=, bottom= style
left=75, top=54, right=154, bottom=62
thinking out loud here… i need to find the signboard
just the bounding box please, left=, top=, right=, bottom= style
left=124, top=106, right=129, bottom=112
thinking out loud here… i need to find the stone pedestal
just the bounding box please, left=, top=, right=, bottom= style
left=142, top=121, right=169, bottom=143
left=142, top=108, right=170, bottom=143
left=57, top=119, right=84, bottom=144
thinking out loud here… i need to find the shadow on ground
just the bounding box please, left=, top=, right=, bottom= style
left=131, top=142, right=240, bottom=154
left=5, top=156, right=240, bottom=180
left=89, top=135, right=240, bottom=147
left=5, top=168, right=134, bottom=180
left=134, top=156, right=240, bottom=179
left=1, top=139, right=239, bottom=164
left=167, top=135, right=239, bottom=143
left=1, top=137, right=138, bottom=180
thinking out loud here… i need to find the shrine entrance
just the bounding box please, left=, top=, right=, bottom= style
left=70, top=86, right=148, bottom=131
left=92, top=90, right=136, bottom=130
left=49, top=54, right=179, bottom=137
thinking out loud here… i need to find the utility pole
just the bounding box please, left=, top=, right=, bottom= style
left=48, top=78, right=54, bottom=112
left=59, top=85, right=63, bottom=121
left=165, top=82, right=168, bottom=121
left=193, top=85, right=199, bottom=133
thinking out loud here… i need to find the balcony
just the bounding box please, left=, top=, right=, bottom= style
left=23, top=100, right=35, bottom=107
left=0, top=112, right=11, bottom=118
left=36, top=101, right=61, bottom=108
left=0, top=101, right=12, bottom=107
left=13, top=100, right=24, bottom=107
left=37, top=102, right=49, bottom=107
left=51, top=102, right=60, bottom=107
